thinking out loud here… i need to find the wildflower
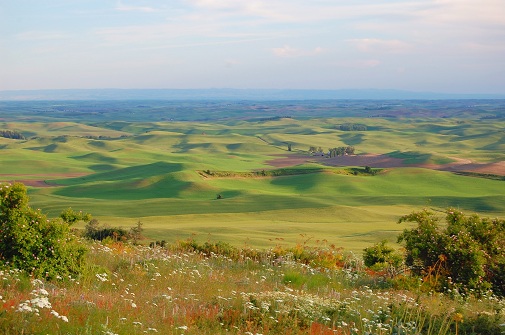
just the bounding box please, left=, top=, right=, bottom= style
left=453, top=313, right=464, bottom=322
left=96, top=273, right=108, bottom=282
left=177, top=325, right=188, bottom=330
left=16, top=302, right=33, bottom=313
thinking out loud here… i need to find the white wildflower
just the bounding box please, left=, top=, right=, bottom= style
left=96, top=273, right=108, bottom=282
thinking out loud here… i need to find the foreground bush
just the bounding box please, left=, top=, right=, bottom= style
left=398, top=208, right=505, bottom=296
left=0, top=182, right=88, bottom=279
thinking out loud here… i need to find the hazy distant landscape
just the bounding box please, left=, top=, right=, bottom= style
left=1, top=97, right=504, bottom=250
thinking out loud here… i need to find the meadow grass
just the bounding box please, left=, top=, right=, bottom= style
left=1, top=239, right=503, bottom=335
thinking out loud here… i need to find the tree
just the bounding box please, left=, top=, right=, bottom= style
left=130, top=220, right=144, bottom=244
left=398, top=208, right=505, bottom=296
left=0, top=130, right=25, bottom=140
left=0, top=182, right=88, bottom=279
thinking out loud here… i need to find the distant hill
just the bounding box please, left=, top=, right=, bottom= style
left=1, top=88, right=504, bottom=101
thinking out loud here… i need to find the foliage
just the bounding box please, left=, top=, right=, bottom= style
left=339, top=123, right=367, bottom=131
left=329, top=146, right=355, bottom=157
left=397, top=208, right=505, bottom=296
left=0, top=129, right=25, bottom=140
left=363, top=240, right=403, bottom=272
left=59, top=207, right=91, bottom=225
left=83, top=219, right=130, bottom=242
left=0, top=182, right=87, bottom=279
left=200, top=167, right=325, bottom=178
left=129, top=220, right=144, bottom=244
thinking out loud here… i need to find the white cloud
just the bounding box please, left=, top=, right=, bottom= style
left=272, top=45, right=324, bottom=58
left=348, top=39, right=411, bottom=54
left=424, top=0, right=505, bottom=27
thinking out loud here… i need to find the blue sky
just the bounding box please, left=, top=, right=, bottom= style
left=1, top=0, right=504, bottom=93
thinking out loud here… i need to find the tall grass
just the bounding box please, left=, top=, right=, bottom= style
left=1, top=239, right=503, bottom=334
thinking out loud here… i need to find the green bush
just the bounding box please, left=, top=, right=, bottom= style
left=0, top=182, right=88, bottom=279
left=363, top=240, right=402, bottom=270
left=398, top=208, right=505, bottom=296
left=85, top=226, right=129, bottom=241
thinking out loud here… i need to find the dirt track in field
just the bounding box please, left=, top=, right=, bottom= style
left=266, top=154, right=505, bottom=176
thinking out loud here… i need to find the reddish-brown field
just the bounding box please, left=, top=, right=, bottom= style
left=266, top=153, right=505, bottom=176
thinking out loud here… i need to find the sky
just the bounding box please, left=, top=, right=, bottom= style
left=1, top=0, right=505, bottom=94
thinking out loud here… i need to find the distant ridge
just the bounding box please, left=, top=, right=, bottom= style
left=1, top=88, right=504, bottom=101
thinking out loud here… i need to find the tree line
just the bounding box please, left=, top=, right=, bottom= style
left=0, top=130, right=25, bottom=139
left=338, top=123, right=367, bottom=131
left=309, top=146, right=355, bottom=157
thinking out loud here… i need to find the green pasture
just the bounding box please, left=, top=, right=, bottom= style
left=1, top=109, right=505, bottom=252
left=25, top=167, right=505, bottom=251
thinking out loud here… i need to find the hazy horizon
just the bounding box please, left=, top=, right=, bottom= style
left=2, top=88, right=505, bottom=101
left=1, top=1, right=504, bottom=94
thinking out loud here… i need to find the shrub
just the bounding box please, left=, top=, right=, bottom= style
left=0, top=182, right=88, bottom=279
left=83, top=219, right=129, bottom=241
left=398, top=208, right=505, bottom=296
left=363, top=240, right=402, bottom=271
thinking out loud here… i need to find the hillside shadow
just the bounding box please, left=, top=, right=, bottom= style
left=52, top=161, right=188, bottom=200
left=340, top=133, right=364, bottom=145
left=51, top=161, right=184, bottom=185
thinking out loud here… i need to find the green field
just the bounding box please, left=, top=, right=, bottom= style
left=1, top=100, right=504, bottom=251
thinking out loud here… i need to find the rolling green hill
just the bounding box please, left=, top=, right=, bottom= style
left=1, top=100, right=504, bottom=251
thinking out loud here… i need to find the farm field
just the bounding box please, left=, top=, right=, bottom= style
left=1, top=99, right=504, bottom=251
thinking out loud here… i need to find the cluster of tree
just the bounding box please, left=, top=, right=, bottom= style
left=0, top=130, right=25, bottom=140
left=339, top=123, right=367, bottom=131
left=308, top=146, right=324, bottom=154
left=328, top=146, right=355, bottom=157
left=308, top=146, right=356, bottom=157
left=83, top=219, right=144, bottom=244
left=257, top=116, right=292, bottom=121
left=83, top=134, right=130, bottom=140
